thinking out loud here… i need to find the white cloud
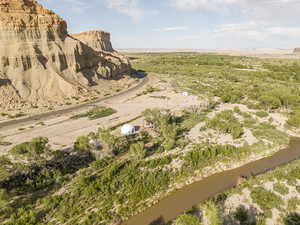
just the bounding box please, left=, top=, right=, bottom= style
left=169, top=0, right=238, bottom=10
left=43, top=0, right=90, bottom=13
left=104, top=0, right=143, bottom=22
left=170, top=0, right=300, bottom=48
left=169, top=0, right=300, bottom=25
left=267, top=27, right=300, bottom=39
left=214, top=22, right=268, bottom=41
left=176, top=35, right=202, bottom=41
left=153, top=26, right=189, bottom=32
left=214, top=22, right=300, bottom=42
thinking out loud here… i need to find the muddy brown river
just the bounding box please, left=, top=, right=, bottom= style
left=122, top=137, right=300, bottom=225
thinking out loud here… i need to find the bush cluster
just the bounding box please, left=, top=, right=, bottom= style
left=206, top=110, right=244, bottom=139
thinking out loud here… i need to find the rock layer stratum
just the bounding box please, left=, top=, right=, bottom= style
left=0, top=0, right=131, bottom=109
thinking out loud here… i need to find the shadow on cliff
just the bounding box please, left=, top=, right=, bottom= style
left=0, top=78, right=12, bottom=86
left=70, top=35, right=133, bottom=85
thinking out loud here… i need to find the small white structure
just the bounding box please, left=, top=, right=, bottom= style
left=121, top=124, right=136, bottom=136
left=182, top=92, right=189, bottom=97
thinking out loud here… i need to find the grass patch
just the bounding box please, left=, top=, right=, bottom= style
left=175, top=214, right=201, bottom=225
left=71, top=106, right=116, bottom=120
left=287, top=197, right=300, bottom=211
left=205, top=110, right=244, bottom=139
left=273, top=182, right=289, bottom=195
left=136, top=86, right=161, bottom=96
left=256, top=111, right=269, bottom=118
left=250, top=187, right=283, bottom=212
left=8, top=113, right=27, bottom=119
left=149, top=95, right=170, bottom=100
left=0, top=141, right=12, bottom=146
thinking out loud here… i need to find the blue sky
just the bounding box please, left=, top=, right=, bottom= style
left=40, top=0, right=300, bottom=49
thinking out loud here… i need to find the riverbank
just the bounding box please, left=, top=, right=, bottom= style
left=171, top=138, right=300, bottom=225
left=122, top=137, right=300, bottom=225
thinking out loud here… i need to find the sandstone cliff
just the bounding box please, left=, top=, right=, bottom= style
left=0, top=0, right=131, bottom=109
left=72, top=30, right=113, bottom=52
left=294, top=48, right=300, bottom=54
left=72, top=30, right=130, bottom=80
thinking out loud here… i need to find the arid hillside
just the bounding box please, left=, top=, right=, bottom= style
left=0, top=0, right=131, bottom=109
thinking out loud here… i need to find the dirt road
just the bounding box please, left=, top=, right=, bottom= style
left=0, top=75, right=202, bottom=154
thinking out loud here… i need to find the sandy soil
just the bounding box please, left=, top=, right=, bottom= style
left=0, top=75, right=201, bottom=155
left=0, top=75, right=138, bottom=122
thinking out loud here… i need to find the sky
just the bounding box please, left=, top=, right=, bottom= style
left=39, top=0, right=300, bottom=49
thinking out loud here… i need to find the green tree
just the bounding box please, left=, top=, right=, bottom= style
left=130, top=141, right=146, bottom=160
left=74, top=136, right=90, bottom=151
left=175, top=214, right=201, bottom=225
left=98, top=128, right=116, bottom=149
left=161, top=123, right=177, bottom=151
left=10, top=137, right=49, bottom=159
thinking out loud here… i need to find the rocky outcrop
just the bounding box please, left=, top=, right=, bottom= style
left=0, top=0, right=131, bottom=108
left=294, top=48, right=300, bottom=54
left=72, top=30, right=113, bottom=52
left=72, top=30, right=130, bottom=80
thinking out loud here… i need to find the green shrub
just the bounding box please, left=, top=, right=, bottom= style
left=90, top=157, right=114, bottom=169
left=141, top=156, right=173, bottom=168
left=183, top=144, right=249, bottom=170
left=8, top=113, right=27, bottom=119
left=256, top=111, right=269, bottom=118
left=296, top=186, right=300, bottom=194
left=142, top=108, right=178, bottom=151
left=287, top=198, right=300, bottom=211
left=0, top=156, right=13, bottom=181
left=99, top=128, right=116, bottom=149
left=203, top=201, right=221, bottom=225
left=143, top=108, right=173, bottom=131
left=137, top=86, right=161, bottom=96
left=88, top=107, right=117, bottom=120
left=130, top=142, right=146, bottom=160
left=287, top=111, right=300, bottom=128
left=234, top=206, right=250, bottom=224
left=206, top=110, right=244, bottom=139
left=10, top=137, right=49, bottom=157
left=8, top=208, right=39, bottom=225
left=111, top=136, right=129, bottom=156
left=175, top=214, right=201, bottom=225
left=273, top=183, right=289, bottom=195
left=250, top=187, right=283, bottom=212
left=161, top=122, right=177, bottom=151
left=284, top=213, right=300, bottom=225
left=0, top=141, right=12, bottom=146
left=74, top=136, right=90, bottom=151
left=71, top=106, right=116, bottom=120
left=258, top=95, right=281, bottom=109
left=98, top=128, right=129, bottom=155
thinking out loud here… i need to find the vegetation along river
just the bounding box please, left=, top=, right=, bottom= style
left=122, top=137, right=300, bottom=225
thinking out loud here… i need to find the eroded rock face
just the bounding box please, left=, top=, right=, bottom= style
left=72, top=30, right=113, bottom=52
left=294, top=48, right=300, bottom=54
left=72, top=30, right=131, bottom=80
left=0, top=0, right=131, bottom=108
